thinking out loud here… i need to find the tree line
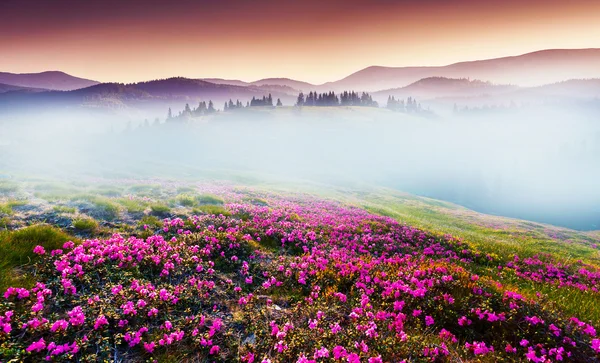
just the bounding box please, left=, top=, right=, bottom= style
left=166, top=92, right=430, bottom=121
left=167, top=100, right=217, bottom=120
left=386, top=96, right=423, bottom=112
left=296, top=91, right=378, bottom=107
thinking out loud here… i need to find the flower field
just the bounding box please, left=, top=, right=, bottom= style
left=0, top=185, right=599, bottom=362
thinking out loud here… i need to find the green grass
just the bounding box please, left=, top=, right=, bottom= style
left=96, top=188, right=122, bottom=197
left=0, top=200, right=28, bottom=215
left=359, top=191, right=600, bottom=265
left=53, top=205, right=77, bottom=214
left=33, top=182, right=79, bottom=201
left=0, top=225, right=75, bottom=291
left=354, top=188, right=600, bottom=324
left=175, top=194, right=197, bottom=207
left=193, top=204, right=230, bottom=216
left=176, top=186, right=196, bottom=194
left=196, top=194, right=224, bottom=205
left=242, top=196, right=269, bottom=206
left=0, top=181, right=19, bottom=194
left=73, top=218, right=99, bottom=231
left=150, top=203, right=171, bottom=217
left=116, top=198, right=148, bottom=214
left=139, top=215, right=163, bottom=229
left=70, top=195, right=120, bottom=220
left=128, top=184, right=162, bottom=197
left=0, top=203, right=12, bottom=215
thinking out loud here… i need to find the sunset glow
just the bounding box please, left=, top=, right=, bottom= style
left=1, top=0, right=599, bottom=83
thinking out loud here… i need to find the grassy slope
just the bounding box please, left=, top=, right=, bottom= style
left=341, top=187, right=600, bottom=323
left=1, top=177, right=599, bottom=323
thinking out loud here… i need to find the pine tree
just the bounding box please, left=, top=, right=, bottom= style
left=276, top=98, right=282, bottom=106
left=296, top=92, right=304, bottom=106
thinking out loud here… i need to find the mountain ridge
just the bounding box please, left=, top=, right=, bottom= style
left=326, top=48, right=600, bottom=91
left=0, top=71, right=99, bottom=91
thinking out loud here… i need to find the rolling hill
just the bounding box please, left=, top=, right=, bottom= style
left=322, top=49, right=600, bottom=92
left=0, top=71, right=99, bottom=91
left=203, top=77, right=314, bottom=93
left=372, top=77, right=518, bottom=101
left=0, top=77, right=296, bottom=112
left=0, top=83, right=47, bottom=93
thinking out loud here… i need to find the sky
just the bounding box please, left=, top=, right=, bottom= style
left=1, top=0, right=599, bottom=84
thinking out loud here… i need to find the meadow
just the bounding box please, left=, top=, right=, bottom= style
left=0, top=177, right=599, bottom=362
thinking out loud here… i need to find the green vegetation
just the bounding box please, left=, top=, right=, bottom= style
left=52, top=205, right=77, bottom=214
left=0, top=200, right=27, bottom=215
left=0, top=181, right=19, bottom=194
left=0, top=178, right=599, bottom=347
left=176, top=186, right=196, bottom=194
left=193, top=204, right=230, bottom=216
left=116, top=198, right=148, bottom=214
left=73, top=217, right=99, bottom=231
left=242, top=196, right=269, bottom=206
left=196, top=193, right=224, bottom=205
left=96, top=188, right=122, bottom=197
left=360, top=191, right=599, bottom=265
left=358, top=189, right=600, bottom=323
left=139, top=215, right=162, bottom=229
left=0, top=225, right=74, bottom=291
left=175, top=194, right=196, bottom=207
left=33, top=182, right=78, bottom=200
left=150, top=203, right=171, bottom=217
left=128, top=184, right=162, bottom=197
left=70, top=194, right=120, bottom=220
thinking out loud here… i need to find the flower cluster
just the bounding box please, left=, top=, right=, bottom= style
left=0, top=191, right=598, bottom=362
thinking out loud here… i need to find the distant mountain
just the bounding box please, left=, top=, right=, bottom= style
left=373, top=77, right=518, bottom=101
left=0, top=71, right=99, bottom=91
left=202, top=78, right=250, bottom=87
left=400, top=78, right=600, bottom=109
left=204, top=77, right=315, bottom=94
left=323, top=49, right=600, bottom=92
left=0, top=77, right=295, bottom=112
left=249, top=78, right=315, bottom=92
left=533, top=79, right=600, bottom=98
left=0, top=83, right=47, bottom=93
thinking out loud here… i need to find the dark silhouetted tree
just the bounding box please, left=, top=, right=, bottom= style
left=296, top=92, right=304, bottom=106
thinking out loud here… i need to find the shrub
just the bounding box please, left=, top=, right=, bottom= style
left=196, top=194, right=224, bottom=205
left=139, top=215, right=162, bottom=229
left=176, top=194, right=197, bottom=207
left=150, top=203, right=171, bottom=217
left=73, top=218, right=99, bottom=231
left=71, top=195, right=120, bottom=220
left=176, top=186, right=196, bottom=194
left=0, top=225, right=74, bottom=291
left=116, top=198, right=148, bottom=214
left=0, top=200, right=27, bottom=215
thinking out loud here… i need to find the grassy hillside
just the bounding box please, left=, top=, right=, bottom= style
left=0, top=178, right=599, bottom=362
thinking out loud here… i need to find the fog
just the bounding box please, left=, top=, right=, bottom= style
left=1, top=103, right=599, bottom=230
